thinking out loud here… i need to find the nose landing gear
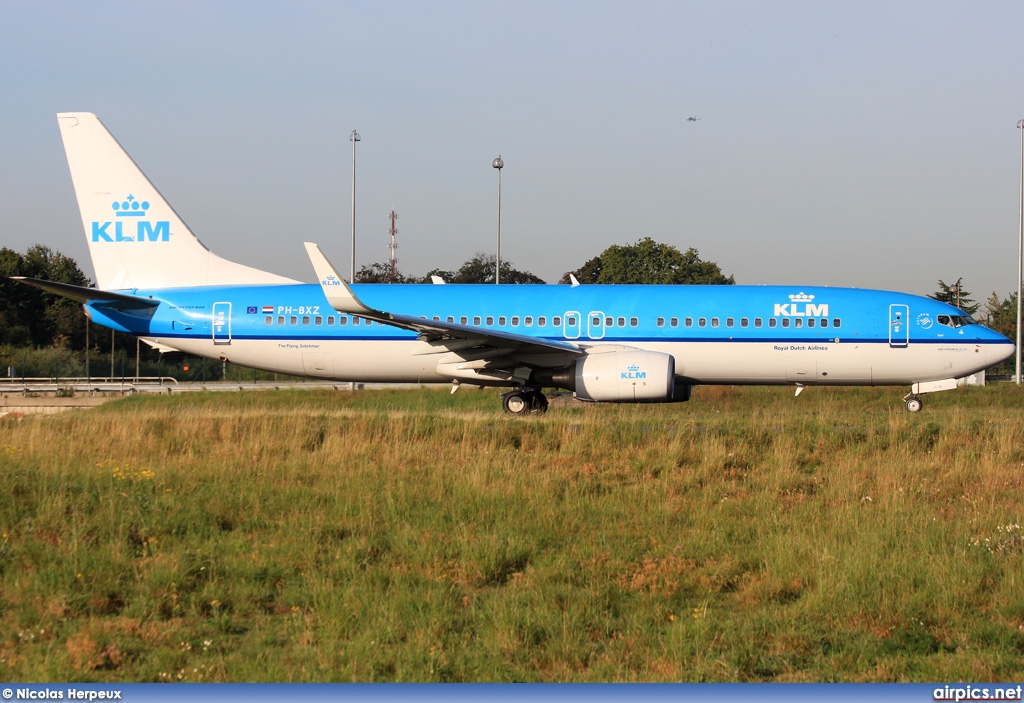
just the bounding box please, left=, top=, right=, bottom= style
left=903, top=393, right=923, bottom=413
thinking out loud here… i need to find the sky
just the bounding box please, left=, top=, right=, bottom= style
left=2, top=0, right=1023, bottom=299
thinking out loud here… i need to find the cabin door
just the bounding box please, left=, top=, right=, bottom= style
left=212, top=302, right=232, bottom=345
left=888, top=304, right=909, bottom=348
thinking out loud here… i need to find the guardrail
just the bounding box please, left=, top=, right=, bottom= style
left=0, top=376, right=179, bottom=396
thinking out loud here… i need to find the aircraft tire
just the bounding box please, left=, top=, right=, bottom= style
left=905, top=396, right=923, bottom=413
left=503, top=391, right=531, bottom=415
left=528, top=391, right=549, bottom=414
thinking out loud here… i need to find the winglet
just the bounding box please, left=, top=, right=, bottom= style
left=431, top=275, right=446, bottom=285
left=303, top=242, right=374, bottom=315
left=569, top=273, right=581, bottom=287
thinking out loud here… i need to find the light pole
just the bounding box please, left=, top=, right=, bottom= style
left=492, top=155, right=503, bottom=284
left=1017, top=120, right=1023, bottom=384
left=350, top=129, right=361, bottom=283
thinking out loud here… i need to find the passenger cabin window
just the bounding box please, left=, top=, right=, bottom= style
left=315, top=316, right=323, bottom=326
left=820, top=318, right=828, bottom=328
left=498, top=316, right=507, bottom=326
left=670, top=317, right=678, bottom=327
left=833, top=318, right=841, bottom=328
left=460, top=316, right=468, bottom=325
left=277, top=316, right=285, bottom=325
left=657, top=317, right=665, bottom=327
left=474, top=316, right=482, bottom=325
left=338, top=316, right=347, bottom=326
left=265, top=316, right=273, bottom=325
left=592, top=315, right=601, bottom=326
left=512, top=316, right=520, bottom=326
left=781, top=318, right=790, bottom=328
left=698, top=317, right=707, bottom=328
left=794, top=318, right=802, bottom=328
left=726, top=318, right=734, bottom=327
left=328, top=316, right=336, bottom=326
left=807, top=318, right=814, bottom=328
left=353, top=317, right=360, bottom=326
left=768, top=318, right=777, bottom=328
left=538, top=316, right=547, bottom=327
left=567, top=316, right=576, bottom=326
left=302, top=316, right=310, bottom=325
left=486, top=316, right=494, bottom=326
left=685, top=317, right=693, bottom=327
left=447, top=316, right=454, bottom=323
left=605, top=316, right=613, bottom=326
left=617, top=316, right=626, bottom=327
left=754, top=318, right=762, bottom=328
left=740, top=317, right=749, bottom=328
left=553, top=316, right=561, bottom=327
left=290, top=316, right=298, bottom=325
left=525, top=316, right=533, bottom=327
left=711, top=318, right=720, bottom=328
left=630, top=317, right=638, bottom=327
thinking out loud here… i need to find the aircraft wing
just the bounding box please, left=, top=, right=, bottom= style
left=12, top=277, right=160, bottom=310
left=304, top=242, right=583, bottom=358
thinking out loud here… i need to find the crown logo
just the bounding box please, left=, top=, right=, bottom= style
left=112, top=194, right=150, bottom=217
left=789, top=292, right=815, bottom=302
left=627, top=364, right=640, bottom=371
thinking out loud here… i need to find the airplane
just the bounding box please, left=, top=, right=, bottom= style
left=687, top=116, right=700, bottom=122
left=13, top=112, right=1015, bottom=415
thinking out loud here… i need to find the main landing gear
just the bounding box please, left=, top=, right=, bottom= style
left=903, top=393, right=923, bottom=413
left=501, top=388, right=549, bottom=415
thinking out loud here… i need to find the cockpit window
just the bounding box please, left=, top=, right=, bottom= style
left=937, top=314, right=975, bottom=328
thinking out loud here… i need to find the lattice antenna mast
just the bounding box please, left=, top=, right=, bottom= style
left=388, top=209, right=399, bottom=282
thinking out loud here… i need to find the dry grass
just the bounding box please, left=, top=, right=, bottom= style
left=1, top=384, right=1024, bottom=681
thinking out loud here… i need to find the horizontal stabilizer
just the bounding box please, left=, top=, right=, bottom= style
left=141, top=338, right=181, bottom=354
left=11, top=277, right=159, bottom=310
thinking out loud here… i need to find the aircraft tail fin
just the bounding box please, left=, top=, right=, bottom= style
left=56, top=113, right=296, bottom=290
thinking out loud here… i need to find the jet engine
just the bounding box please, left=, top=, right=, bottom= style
left=548, top=349, right=678, bottom=402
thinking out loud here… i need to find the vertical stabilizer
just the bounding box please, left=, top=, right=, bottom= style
left=57, top=113, right=296, bottom=290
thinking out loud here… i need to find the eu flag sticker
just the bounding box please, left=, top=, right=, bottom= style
left=247, top=306, right=258, bottom=314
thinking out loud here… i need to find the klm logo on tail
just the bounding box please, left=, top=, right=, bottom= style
left=91, top=195, right=169, bottom=243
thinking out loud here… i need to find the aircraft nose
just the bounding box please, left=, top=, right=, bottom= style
left=989, top=338, right=1016, bottom=367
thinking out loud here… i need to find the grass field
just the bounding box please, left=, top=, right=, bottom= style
left=2, top=384, right=1024, bottom=682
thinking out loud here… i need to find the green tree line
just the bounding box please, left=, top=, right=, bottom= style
left=0, top=245, right=90, bottom=349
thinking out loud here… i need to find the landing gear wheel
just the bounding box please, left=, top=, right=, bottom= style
left=905, top=396, right=923, bottom=413
left=502, top=389, right=549, bottom=415
left=528, top=391, right=549, bottom=414
left=502, top=391, right=531, bottom=415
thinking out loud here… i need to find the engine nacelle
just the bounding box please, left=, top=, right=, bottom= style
left=569, top=350, right=676, bottom=402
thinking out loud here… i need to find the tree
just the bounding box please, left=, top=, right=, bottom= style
left=353, top=261, right=416, bottom=283
left=983, top=291, right=1017, bottom=340
left=423, top=253, right=544, bottom=284
left=561, top=237, right=734, bottom=285
left=558, top=256, right=603, bottom=285
left=930, top=278, right=979, bottom=315
left=0, top=245, right=92, bottom=349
